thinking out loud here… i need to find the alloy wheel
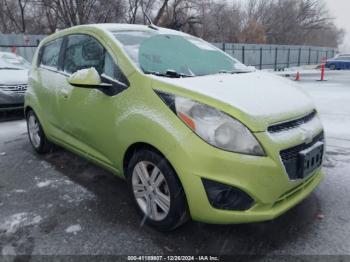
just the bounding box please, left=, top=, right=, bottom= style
left=132, top=161, right=171, bottom=221
left=28, top=113, right=41, bottom=148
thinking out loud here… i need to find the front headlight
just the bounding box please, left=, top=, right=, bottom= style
left=156, top=91, right=265, bottom=156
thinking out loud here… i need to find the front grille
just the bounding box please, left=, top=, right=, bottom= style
left=280, top=132, right=324, bottom=180
left=268, top=110, right=317, bottom=133
left=0, top=84, right=27, bottom=93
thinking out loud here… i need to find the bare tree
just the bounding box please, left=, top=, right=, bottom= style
left=153, top=0, right=169, bottom=25
left=156, top=0, right=201, bottom=32
left=0, top=0, right=344, bottom=48
left=0, top=0, right=29, bottom=33
left=91, top=0, right=125, bottom=24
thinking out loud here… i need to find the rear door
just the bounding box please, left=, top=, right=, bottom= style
left=36, top=38, right=64, bottom=130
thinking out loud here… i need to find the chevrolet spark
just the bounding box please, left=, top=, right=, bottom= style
left=25, top=24, right=325, bottom=231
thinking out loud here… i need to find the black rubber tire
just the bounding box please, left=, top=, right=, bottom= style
left=329, top=64, right=336, bottom=70
left=26, top=110, right=53, bottom=154
left=126, top=149, right=189, bottom=231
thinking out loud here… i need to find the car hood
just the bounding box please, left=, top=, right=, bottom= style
left=0, top=69, right=28, bottom=85
left=151, top=70, right=315, bottom=131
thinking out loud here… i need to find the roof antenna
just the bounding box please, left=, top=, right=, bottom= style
left=141, top=2, right=158, bottom=30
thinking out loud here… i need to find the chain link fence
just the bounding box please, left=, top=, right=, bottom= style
left=0, top=34, right=337, bottom=70
left=214, top=43, right=336, bottom=70
left=0, top=34, right=45, bottom=62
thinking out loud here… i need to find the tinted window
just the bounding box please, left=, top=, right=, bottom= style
left=104, top=52, right=115, bottom=78
left=114, top=31, right=156, bottom=66
left=104, top=53, right=128, bottom=84
left=40, top=38, right=63, bottom=69
left=335, top=56, right=350, bottom=61
left=63, top=34, right=104, bottom=74
left=114, top=31, right=247, bottom=76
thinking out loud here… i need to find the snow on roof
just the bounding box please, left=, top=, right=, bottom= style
left=84, top=23, right=189, bottom=36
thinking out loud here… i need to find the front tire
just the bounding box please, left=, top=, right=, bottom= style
left=126, top=149, right=189, bottom=231
left=329, top=64, right=336, bottom=70
left=26, top=110, right=52, bottom=154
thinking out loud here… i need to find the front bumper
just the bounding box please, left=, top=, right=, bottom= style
left=187, top=169, right=323, bottom=224
left=0, top=90, right=25, bottom=111
left=168, top=123, right=324, bottom=224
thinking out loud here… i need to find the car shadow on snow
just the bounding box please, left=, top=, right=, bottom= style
left=38, top=146, right=323, bottom=255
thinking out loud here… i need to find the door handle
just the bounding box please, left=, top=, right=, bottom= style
left=60, top=89, right=69, bottom=100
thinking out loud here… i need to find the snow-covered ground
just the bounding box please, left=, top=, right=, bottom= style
left=294, top=71, right=350, bottom=148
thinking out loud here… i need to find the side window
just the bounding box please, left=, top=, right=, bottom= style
left=40, top=38, right=63, bottom=70
left=104, top=53, right=115, bottom=78
left=103, top=53, right=128, bottom=85
left=63, top=34, right=104, bottom=74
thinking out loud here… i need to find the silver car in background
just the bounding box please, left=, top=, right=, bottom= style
left=0, top=52, right=30, bottom=111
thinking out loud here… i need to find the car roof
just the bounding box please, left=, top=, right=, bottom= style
left=43, top=23, right=190, bottom=44
left=335, top=54, right=350, bottom=58
left=92, top=23, right=189, bottom=36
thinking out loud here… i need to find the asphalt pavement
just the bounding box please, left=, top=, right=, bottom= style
left=0, top=71, right=350, bottom=260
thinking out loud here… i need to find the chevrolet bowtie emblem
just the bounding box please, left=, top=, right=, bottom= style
left=300, top=127, right=313, bottom=144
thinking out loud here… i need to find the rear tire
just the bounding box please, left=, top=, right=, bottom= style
left=26, top=110, right=52, bottom=154
left=126, top=149, right=189, bottom=231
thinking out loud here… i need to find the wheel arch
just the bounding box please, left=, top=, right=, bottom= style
left=122, top=141, right=190, bottom=221
left=24, top=106, right=34, bottom=117
left=123, top=142, right=168, bottom=178
left=329, top=63, right=337, bottom=70
left=122, top=141, right=188, bottom=197
left=24, top=105, right=50, bottom=141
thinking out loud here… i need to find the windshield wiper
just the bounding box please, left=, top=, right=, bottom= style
left=219, top=70, right=252, bottom=74
left=144, top=69, right=193, bottom=78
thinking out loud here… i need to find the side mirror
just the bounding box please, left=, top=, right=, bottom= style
left=68, top=68, right=112, bottom=88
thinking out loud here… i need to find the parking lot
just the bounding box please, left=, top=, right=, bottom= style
left=0, top=71, right=350, bottom=258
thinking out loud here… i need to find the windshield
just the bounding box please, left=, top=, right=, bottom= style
left=114, top=31, right=248, bottom=77
left=0, top=53, right=30, bottom=70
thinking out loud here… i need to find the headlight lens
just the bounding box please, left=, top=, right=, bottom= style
left=157, top=92, right=265, bottom=156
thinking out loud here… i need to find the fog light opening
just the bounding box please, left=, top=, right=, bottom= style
left=202, top=179, right=254, bottom=211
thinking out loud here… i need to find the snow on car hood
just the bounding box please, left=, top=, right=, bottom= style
left=0, top=69, right=28, bottom=85
left=152, top=70, right=315, bottom=131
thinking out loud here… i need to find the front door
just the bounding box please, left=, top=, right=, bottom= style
left=57, top=34, right=129, bottom=166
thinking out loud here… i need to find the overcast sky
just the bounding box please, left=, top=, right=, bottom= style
left=235, top=0, right=350, bottom=51
left=325, top=0, right=350, bottom=51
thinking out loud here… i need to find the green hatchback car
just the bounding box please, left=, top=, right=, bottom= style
left=25, top=24, right=325, bottom=231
